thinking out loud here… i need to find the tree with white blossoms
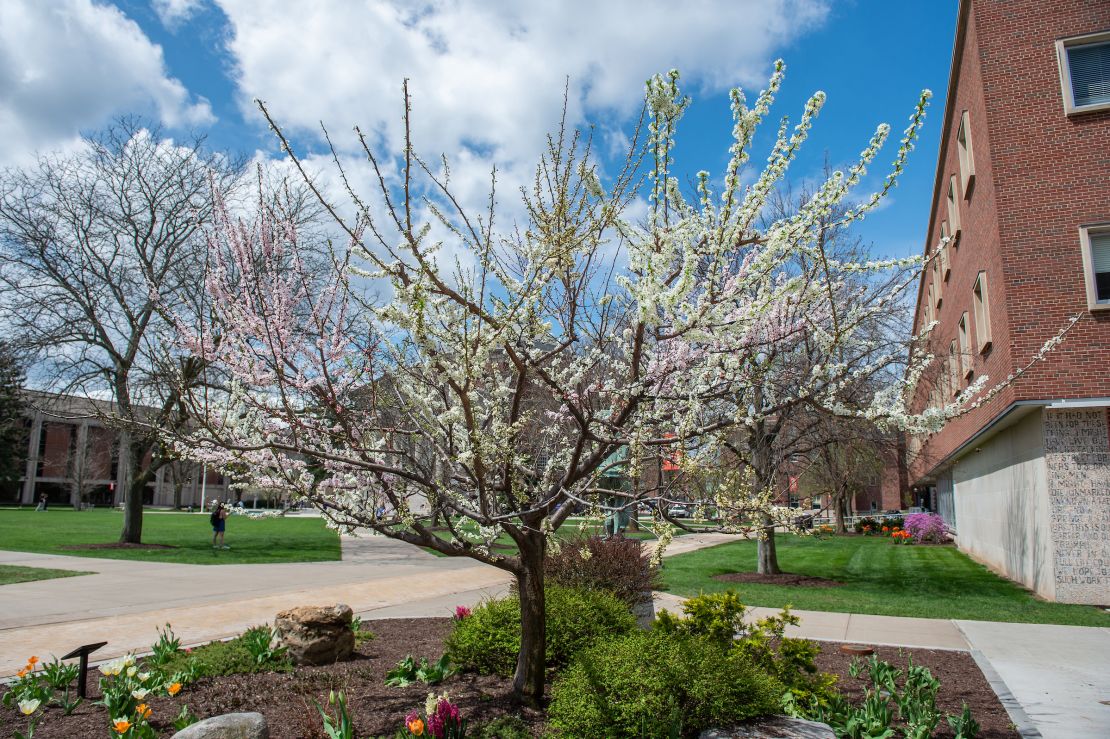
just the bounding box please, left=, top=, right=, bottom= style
left=170, top=65, right=1074, bottom=701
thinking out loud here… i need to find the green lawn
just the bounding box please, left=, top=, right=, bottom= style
left=0, top=509, right=341, bottom=565
left=0, top=564, right=92, bottom=585
left=417, top=516, right=706, bottom=557
left=662, top=534, right=1110, bottom=627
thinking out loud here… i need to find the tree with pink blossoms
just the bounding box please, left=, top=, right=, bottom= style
left=170, top=66, right=1070, bottom=701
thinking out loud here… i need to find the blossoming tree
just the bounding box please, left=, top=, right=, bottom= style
left=171, top=65, right=1056, bottom=700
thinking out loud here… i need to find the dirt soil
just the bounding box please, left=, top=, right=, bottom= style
left=815, top=644, right=1019, bottom=738
left=1, top=618, right=1019, bottom=738
left=713, top=572, right=843, bottom=587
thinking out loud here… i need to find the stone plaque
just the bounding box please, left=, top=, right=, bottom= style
left=1044, top=409, right=1110, bottom=604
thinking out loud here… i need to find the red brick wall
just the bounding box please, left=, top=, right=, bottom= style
left=909, top=0, right=1110, bottom=481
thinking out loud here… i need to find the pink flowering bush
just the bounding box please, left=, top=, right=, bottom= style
left=903, top=513, right=949, bottom=544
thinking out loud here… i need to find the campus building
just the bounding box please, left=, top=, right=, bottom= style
left=3, top=391, right=232, bottom=509
left=906, top=0, right=1110, bottom=604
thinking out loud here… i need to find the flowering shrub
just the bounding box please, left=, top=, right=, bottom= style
left=903, top=513, right=948, bottom=544
left=453, top=606, right=471, bottom=621
left=401, top=693, right=466, bottom=738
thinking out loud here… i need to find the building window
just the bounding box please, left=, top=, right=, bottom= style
left=972, top=272, right=992, bottom=352
left=958, top=313, right=972, bottom=378
left=926, top=284, right=935, bottom=325
left=948, top=340, right=960, bottom=396
left=947, top=176, right=961, bottom=237
left=939, top=240, right=950, bottom=280
left=957, top=111, right=975, bottom=196
left=1057, top=31, right=1110, bottom=115
left=932, top=258, right=943, bottom=308
left=1079, top=224, right=1110, bottom=311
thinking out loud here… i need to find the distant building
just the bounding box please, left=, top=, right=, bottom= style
left=4, top=391, right=231, bottom=509
left=906, top=0, right=1109, bottom=603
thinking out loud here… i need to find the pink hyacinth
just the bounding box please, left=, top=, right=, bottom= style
left=453, top=605, right=472, bottom=621
left=426, top=698, right=462, bottom=739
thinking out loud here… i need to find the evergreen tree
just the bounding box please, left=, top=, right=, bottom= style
left=0, top=342, right=27, bottom=487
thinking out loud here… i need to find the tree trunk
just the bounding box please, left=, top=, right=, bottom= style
left=834, top=493, right=847, bottom=534
left=119, top=439, right=146, bottom=544
left=756, top=513, right=781, bottom=575
left=513, top=533, right=546, bottom=703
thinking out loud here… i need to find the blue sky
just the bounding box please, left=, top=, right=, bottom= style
left=1, top=0, right=957, bottom=259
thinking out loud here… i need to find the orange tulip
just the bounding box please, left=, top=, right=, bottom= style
left=16, top=668, right=28, bottom=678
left=407, top=717, right=425, bottom=736
left=168, top=682, right=182, bottom=696
left=113, top=719, right=132, bottom=733
left=27, top=656, right=38, bottom=665
left=137, top=703, right=152, bottom=719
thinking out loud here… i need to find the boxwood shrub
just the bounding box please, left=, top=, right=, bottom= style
left=547, top=628, right=783, bottom=738
left=444, top=584, right=636, bottom=676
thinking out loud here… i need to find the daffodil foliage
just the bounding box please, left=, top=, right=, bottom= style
left=170, top=65, right=1061, bottom=698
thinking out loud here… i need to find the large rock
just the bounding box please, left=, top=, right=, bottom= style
left=172, top=712, right=268, bottom=739
left=273, top=603, right=355, bottom=666
left=699, top=715, right=835, bottom=738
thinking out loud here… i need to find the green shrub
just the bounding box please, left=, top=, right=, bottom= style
left=545, top=534, right=661, bottom=606
left=655, top=591, right=837, bottom=703
left=152, top=633, right=292, bottom=678
left=548, top=629, right=782, bottom=738
left=445, top=584, right=636, bottom=676
left=854, top=516, right=881, bottom=534
left=474, top=715, right=531, bottom=738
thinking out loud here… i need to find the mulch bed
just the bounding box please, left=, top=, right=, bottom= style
left=58, top=543, right=178, bottom=550
left=815, top=644, right=1019, bottom=738
left=713, top=572, right=843, bottom=587
left=1, top=619, right=1018, bottom=738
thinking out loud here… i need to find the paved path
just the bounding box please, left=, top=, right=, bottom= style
left=0, top=530, right=734, bottom=676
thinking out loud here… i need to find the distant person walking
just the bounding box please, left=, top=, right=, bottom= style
left=210, top=502, right=230, bottom=549
left=35, top=493, right=48, bottom=511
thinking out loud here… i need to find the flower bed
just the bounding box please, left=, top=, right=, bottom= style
left=1, top=612, right=1019, bottom=738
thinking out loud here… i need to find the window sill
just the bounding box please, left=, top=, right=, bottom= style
left=1065, top=100, right=1110, bottom=116
left=1089, top=301, right=1110, bottom=312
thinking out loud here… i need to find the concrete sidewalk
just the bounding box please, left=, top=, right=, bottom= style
left=0, top=530, right=734, bottom=675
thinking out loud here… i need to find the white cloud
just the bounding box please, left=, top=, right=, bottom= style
left=153, top=0, right=206, bottom=29
left=0, top=0, right=214, bottom=166
left=217, top=0, right=829, bottom=219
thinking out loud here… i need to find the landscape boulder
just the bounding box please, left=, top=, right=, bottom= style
left=699, top=715, right=835, bottom=738
left=172, top=712, right=268, bottom=739
left=273, top=603, right=355, bottom=666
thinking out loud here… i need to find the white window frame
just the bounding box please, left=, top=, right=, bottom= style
left=939, top=240, right=950, bottom=280
left=958, top=312, right=972, bottom=378
left=1079, top=223, right=1110, bottom=312
left=932, top=257, right=943, bottom=308
left=947, top=176, right=962, bottom=237
left=972, top=271, right=992, bottom=353
left=948, top=340, right=960, bottom=397
left=957, top=110, right=976, bottom=196
left=1056, top=30, right=1110, bottom=116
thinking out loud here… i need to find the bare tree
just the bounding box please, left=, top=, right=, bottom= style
left=0, top=118, right=240, bottom=542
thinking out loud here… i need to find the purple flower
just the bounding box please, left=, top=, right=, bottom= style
left=903, top=513, right=948, bottom=544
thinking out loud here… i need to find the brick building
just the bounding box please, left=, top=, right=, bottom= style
left=3, top=391, right=232, bottom=509
left=907, top=0, right=1109, bottom=603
